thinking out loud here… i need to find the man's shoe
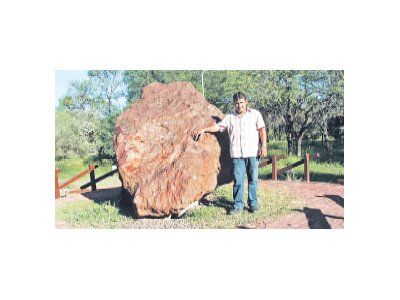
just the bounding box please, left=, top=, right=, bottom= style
left=228, top=208, right=243, bottom=215
left=249, top=207, right=259, bottom=213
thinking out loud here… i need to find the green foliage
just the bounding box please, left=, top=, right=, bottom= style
left=123, top=70, right=276, bottom=113
left=58, top=79, right=100, bottom=111
left=95, top=111, right=120, bottom=160
left=56, top=70, right=344, bottom=163
left=204, top=71, right=253, bottom=99
left=55, top=110, right=101, bottom=159
left=88, top=70, right=126, bottom=116
left=57, top=71, right=127, bottom=160
left=123, top=70, right=203, bottom=107
left=328, top=116, right=344, bottom=140
left=247, top=70, right=344, bottom=156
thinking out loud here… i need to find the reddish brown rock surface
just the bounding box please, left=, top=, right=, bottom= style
left=114, top=82, right=233, bottom=217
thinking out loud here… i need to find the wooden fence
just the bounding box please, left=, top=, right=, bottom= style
left=259, top=153, right=319, bottom=182
left=55, top=153, right=318, bottom=198
left=55, top=164, right=118, bottom=199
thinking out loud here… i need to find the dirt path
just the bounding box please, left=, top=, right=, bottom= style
left=248, top=180, right=344, bottom=229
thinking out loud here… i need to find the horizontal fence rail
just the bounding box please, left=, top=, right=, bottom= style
left=259, top=153, right=319, bottom=182
left=58, top=165, right=98, bottom=190
left=277, top=159, right=305, bottom=174
left=55, top=165, right=118, bottom=199
left=56, top=153, right=319, bottom=199
left=80, top=168, right=118, bottom=189
left=258, top=154, right=286, bottom=168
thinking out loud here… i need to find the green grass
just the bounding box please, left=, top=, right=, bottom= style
left=56, top=184, right=300, bottom=229
left=268, top=139, right=344, bottom=164
left=183, top=184, right=299, bottom=229
left=56, top=200, right=133, bottom=229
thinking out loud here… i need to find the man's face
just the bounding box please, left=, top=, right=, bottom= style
left=234, top=98, right=248, bottom=114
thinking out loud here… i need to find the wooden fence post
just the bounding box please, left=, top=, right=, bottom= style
left=304, top=153, right=310, bottom=182
left=89, top=164, right=97, bottom=192
left=55, top=169, right=61, bottom=199
left=272, top=155, right=278, bottom=180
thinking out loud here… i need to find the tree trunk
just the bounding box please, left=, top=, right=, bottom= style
left=285, top=121, right=294, bottom=155
left=319, top=121, right=328, bottom=147
left=324, top=127, right=328, bottom=146
left=287, top=134, right=293, bottom=155
left=296, top=135, right=303, bottom=158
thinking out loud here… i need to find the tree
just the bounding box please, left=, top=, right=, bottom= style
left=120, top=69, right=344, bottom=158
left=123, top=70, right=257, bottom=112
left=123, top=70, right=204, bottom=107
left=251, top=70, right=343, bottom=157
left=58, top=79, right=98, bottom=111
left=124, top=70, right=160, bottom=104
left=314, top=70, right=344, bottom=144
left=87, top=70, right=127, bottom=159
left=88, top=70, right=126, bottom=116
left=248, top=71, right=280, bottom=141
left=56, top=71, right=127, bottom=160
left=55, top=110, right=100, bottom=158
left=202, top=70, right=256, bottom=113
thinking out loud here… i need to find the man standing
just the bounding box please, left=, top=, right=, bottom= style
left=193, top=92, right=267, bottom=215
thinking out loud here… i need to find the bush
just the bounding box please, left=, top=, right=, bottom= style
left=55, top=110, right=101, bottom=159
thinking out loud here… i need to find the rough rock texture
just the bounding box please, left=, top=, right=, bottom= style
left=114, top=82, right=233, bottom=217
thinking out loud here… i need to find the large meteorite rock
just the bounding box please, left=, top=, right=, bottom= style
left=114, top=82, right=233, bottom=217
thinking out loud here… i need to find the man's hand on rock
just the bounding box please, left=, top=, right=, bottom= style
left=192, top=129, right=205, bottom=141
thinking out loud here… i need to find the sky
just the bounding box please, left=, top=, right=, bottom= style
left=55, top=70, right=88, bottom=102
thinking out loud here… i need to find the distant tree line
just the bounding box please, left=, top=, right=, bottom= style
left=56, top=70, right=344, bottom=160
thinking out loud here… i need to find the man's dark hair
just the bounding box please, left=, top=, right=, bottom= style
left=233, top=91, right=247, bottom=102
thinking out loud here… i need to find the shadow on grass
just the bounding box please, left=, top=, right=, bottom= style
left=259, top=172, right=272, bottom=180
left=81, top=187, right=208, bottom=220
left=237, top=225, right=251, bottom=229
left=81, top=187, right=136, bottom=219
left=200, top=197, right=233, bottom=214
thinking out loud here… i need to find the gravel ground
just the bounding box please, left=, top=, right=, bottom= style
left=56, top=218, right=199, bottom=229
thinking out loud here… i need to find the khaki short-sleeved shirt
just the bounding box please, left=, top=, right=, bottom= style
left=216, top=109, right=266, bottom=158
